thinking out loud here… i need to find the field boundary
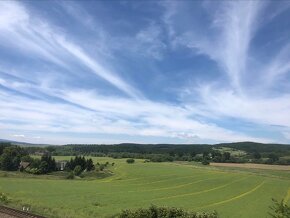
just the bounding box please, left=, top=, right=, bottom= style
left=210, top=163, right=290, bottom=171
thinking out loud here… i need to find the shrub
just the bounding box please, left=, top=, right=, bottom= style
left=269, top=198, right=290, bottom=218
left=201, top=159, right=210, bottom=165
left=126, top=158, right=135, bottom=164
left=73, top=165, right=83, bottom=176
left=66, top=172, right=75, bottom=180
left=115, top=205, right=218, bottom=218
left=0, top=193, right=8, bottom=204
left=26, top=168, right=41, bottom=175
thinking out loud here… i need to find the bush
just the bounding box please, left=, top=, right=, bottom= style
left=269, top=198, right=290, bottom=218
left=66, top=172, right=75, bottom=179
left=201, top=159, right=210, bottom=165
left=126, top=158, right=135, bottom=164
left=115, top=205, right=218, bottom=218
left=73, top=165, right=83, bottom=176
left=26, top=168, right=41, bottom=175
left=0, top=193, right=8, bottom=204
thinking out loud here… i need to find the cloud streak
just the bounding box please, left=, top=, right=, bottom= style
left=0, top=1, right=140, bottom=98
left=0, top=1, right=290, bottom=144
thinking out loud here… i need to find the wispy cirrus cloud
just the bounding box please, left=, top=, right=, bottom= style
left=162, top=1, right=290, bottom=138
left=171, top=1, right=263, bottom=90
left=0, top=0, right=290, bottom=144
left=0, top=1, right=140, bottom=98
left=0, top=85, right=271, bottom=144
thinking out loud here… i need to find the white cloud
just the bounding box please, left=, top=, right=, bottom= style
left=12, top=134, right=25, bottom=138
left=0, top=1, right=140, bottom=98
left=163, top=1, right=290, bottom=138
left=173, top=1, right=263, bottom=90
left=0, top=1, right=29, bottom=30
left=197, top=86, right=290, bottom=128
left=0, top=84, right=272, bottom=144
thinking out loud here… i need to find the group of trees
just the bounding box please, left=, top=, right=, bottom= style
left=23, top=154, right=57, bottom=174
left=0, top=143, right=57, bottom=174
left=65, top=156, right=95, bottom=173
left=0, top=144, right=27, bottom=171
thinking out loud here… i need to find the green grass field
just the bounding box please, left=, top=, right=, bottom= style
left=0, top=157, right=289, bottom=218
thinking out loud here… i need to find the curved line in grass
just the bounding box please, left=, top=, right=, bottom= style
left=149, top=176, right=250, bottom=201
left=127, top=177, right=219, bottom=193
left=92, top=172, right=231, bottom=196
left=195, top=180, right=266, bottom=209
left=109, top=173, right=181, bottom=186
left=127, top=171, right=222, bottom=187
left=95, top=163, right=223, bottom=185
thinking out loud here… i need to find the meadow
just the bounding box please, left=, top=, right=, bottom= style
left=0, top=156, right=289, bottom=218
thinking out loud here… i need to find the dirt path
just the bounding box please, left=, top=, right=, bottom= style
left=210, top=163, right=290, bottom=171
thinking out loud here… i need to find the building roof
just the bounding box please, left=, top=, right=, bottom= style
left=19, top=161, right=30, bottom=169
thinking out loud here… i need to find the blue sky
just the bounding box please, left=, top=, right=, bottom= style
left=0, top=0, right=290, bottom=145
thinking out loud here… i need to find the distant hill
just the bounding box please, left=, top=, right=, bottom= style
left=1, top=139, right=289, bottom=154
left=216, top=141, right=290, bottom=153
left=0, top=139, right=51, bottom=147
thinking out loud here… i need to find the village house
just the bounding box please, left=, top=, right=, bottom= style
left=19, top=161, right=30, bottom=171
left=56, top=161, right=68, bottom=171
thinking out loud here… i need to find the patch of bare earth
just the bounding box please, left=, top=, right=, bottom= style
left=0, top=212, right=17, bottom=218
left=210, top=163, right=290, bottom=171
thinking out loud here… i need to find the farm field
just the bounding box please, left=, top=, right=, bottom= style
left=210, top=162, right=290, bottom=171
left=0, top=157, right=289, bottom=218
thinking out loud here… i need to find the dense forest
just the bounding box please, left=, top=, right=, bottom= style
left=19, top=141, right=290, bottom=165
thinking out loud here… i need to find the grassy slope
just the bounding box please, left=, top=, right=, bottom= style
left=0, top=157, right=289, bottom=218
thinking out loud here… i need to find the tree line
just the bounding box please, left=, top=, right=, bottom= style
left=26, top=142, right=290, bottom=165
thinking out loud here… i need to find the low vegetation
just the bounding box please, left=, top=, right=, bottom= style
left=0, top=192, right=8, bottom=204
left=269, top=198, right=290, bottom=218
left=114, top=205, right=218, bottom=218
left=126, top=158, right=135, bottom=164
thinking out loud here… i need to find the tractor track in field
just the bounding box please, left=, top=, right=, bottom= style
left=107, top=172, right=230, bottom=195
left=194, top=180, right=266, bottom=209
left=123, top=171, right=221, bottom=187
left=147, top=176, right=250, bottom=202
left=0, top=206, right=45, bottom=218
